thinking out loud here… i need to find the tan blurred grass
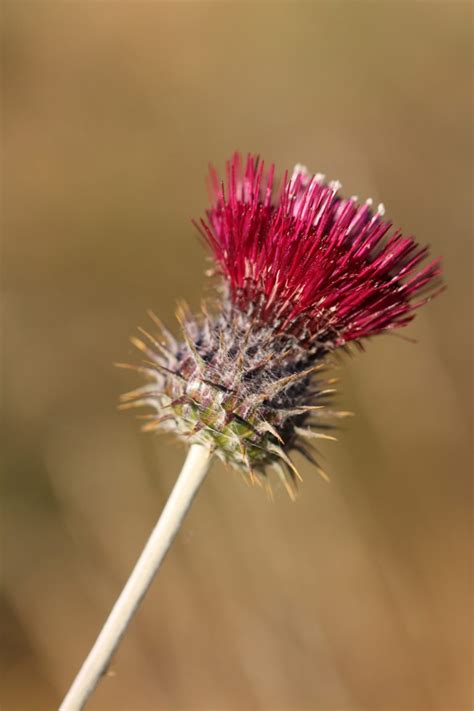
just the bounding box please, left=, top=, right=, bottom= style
left=1, top=2, right=472, bottom=710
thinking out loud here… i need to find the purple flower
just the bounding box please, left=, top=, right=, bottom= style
left=122, top=153, right=443, bottom=496
left=197, top=153, right=442, bottom=350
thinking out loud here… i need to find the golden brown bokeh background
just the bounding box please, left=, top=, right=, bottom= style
left=2, top=2, right=472, bottom=710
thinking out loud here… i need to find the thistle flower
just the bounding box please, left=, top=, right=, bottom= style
left=61, top=153, right=443, bottom=710
left=122, top=153, right=442, bottom=497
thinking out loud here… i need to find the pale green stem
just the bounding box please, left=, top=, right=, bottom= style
left=59, top=444, right=213, bottom=711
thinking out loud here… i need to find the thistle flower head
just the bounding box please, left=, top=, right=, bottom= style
left=121, top=153, right=442, bottom=496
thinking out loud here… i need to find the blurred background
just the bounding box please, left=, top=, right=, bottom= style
left=2, top=2, right=472, bottom=710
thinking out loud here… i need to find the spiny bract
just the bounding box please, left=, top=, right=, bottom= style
left=120, top=153, right=442, bottom=497
left=120, top=301, right=346, bottom=498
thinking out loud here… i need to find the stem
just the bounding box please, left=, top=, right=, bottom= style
left=59, top=444, right=212, bottom=711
